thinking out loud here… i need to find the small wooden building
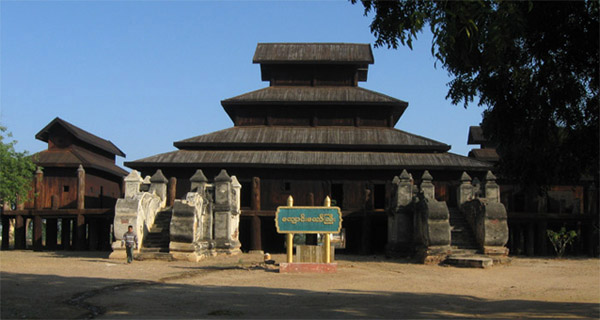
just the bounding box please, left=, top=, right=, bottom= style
left=2, top=117, right=127, bottom=251
left=126, top=43, right=492, bottom=253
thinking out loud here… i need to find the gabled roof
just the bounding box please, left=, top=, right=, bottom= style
left=126, top=149, right=492, bottom=171
left=35, top=117, right=125, bottom=157
left=253, top=43, right=374, bottom=64
left=174, top=126, right=450, bottom=152
left=33, top=145, right=128, bottom=177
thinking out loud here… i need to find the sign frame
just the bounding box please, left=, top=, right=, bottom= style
left=275, top=206, right=343, bottom=234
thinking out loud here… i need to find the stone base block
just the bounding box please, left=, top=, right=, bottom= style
left=216, top=248, right=242, bottom=255
left=446, top=255, right=493, bottom=268
left=279, top=263, right=337, bottom=273
left=483, top=246, right=509, bottom=256
left=416, top=245, right=451, bottom=265
left=169, top=241, right=195, bottom=252
left=248, top=250, right=264, bottom=255
left=170, top=251, right=205, bottom=262
left=296, top=245, right=334, bottom=263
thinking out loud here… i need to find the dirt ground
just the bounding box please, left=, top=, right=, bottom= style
left=1, top=251, right=599, bottom=319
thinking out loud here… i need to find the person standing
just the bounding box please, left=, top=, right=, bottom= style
left=122, top=225, right=138, bottom=264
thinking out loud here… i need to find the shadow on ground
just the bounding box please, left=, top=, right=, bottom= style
left=1, top=271, right=598, bottom=319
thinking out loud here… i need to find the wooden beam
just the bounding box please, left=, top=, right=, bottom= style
left=46, top=218, right=58, bottom=250
left=77, top=165, right=85, bottom=210
left=251, top=177, right=261, bottom=211
left=75, top=214, right=86, bottom=250
left=33, top=215, right=43, bottom=251
left=1, top=215, right=10, bottom=250
left=61, top=218, right=71, bottom=250
left=14, top=215, right=25, bottom=250
left=251, top=215, right=262, bottom=252
left=168, top=177, right=177, bottom=207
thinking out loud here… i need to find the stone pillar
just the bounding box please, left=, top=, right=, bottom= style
left=46, top=218, right=58, bottom=250
left=61, top=218, right=71, bottom=250
left=124, top=170, right=143, bottom=198
left=168, top=177, right=177, bottom=207
left=77, top=165, right=85, bottom=210
left=213, top=170, right=241, bottom=254
left=1, top=215, right=10, bottom=250
left=457, top=172, right=473, bottom=206
left=484, top=171, right=500, bottom=203
left=149, top=170, right=168, bottom=207
left=251, top=177, right=260, bottom=211
left=75, top=214, right=86, bottom=250
left=420, top=171, right=435, bottom=199
left=231, top=176, right=241, bottom=215
left=14, top=215, right=25, bottom=249
left=386, top=170, right=414, bottom=257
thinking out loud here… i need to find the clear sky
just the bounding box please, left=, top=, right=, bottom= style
left=1, top=1, right=484, bottom=169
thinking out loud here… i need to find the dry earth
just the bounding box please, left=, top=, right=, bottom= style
left=1, top=251, right=599, bottom=319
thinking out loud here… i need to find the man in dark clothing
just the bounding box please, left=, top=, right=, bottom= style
left=122, top=225, right=138, bottom=264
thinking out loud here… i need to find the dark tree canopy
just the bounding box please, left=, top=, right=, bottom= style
left=353, top=0, right=599, bottom=190
left=0, top=126, right=37, bottom=207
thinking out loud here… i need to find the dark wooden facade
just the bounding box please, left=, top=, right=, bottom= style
left=127, top=43, right=493, bottom=254
left=1, top=117, right=127, bottom=251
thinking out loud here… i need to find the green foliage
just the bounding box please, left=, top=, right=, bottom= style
left=547, top=227, right=578, bottom=258
left=0, top=126, right=37, bottom=207
left=352, top=0, right=599, bottom=190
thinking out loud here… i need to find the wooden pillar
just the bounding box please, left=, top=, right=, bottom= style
left=88, top=218, right=98, bottom=250
left=361, top=184, right=373, bottom=254
left=32, top=216, right=43, bottom=251
left=168, top=177, right=177, bottom=207
left=34, top=167, right=43, bottom=210
left=61, top=218, right=71, bottom=250
left=46, top=218, right=58, bottom=250
left=536, top=220, right=548, bottom=256
left=526, top=223, right=535, bottom=256
left=251, top=215, right=262, bottom=252
left=77, top=165, right=85, bottom=210
left=251, top=177, right=261, bottom=211
left=1, top=215, right=10, bottom=250
left=14, top=215, right=25, bottom=249
left=75, top=214, right=86, bottom=250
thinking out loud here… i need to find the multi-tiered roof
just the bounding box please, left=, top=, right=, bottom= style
left=127, top=43, right=490, bottom=172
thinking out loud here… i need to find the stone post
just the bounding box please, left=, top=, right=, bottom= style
left=149, top=169, right=168, bottom=207
left=420, top=171, right=435, bottom=199
left=457, top=172, right=473, bottom=206
left=190, top=169, right=208, bottom=193
left=386, top=170, right=414, bottom=257
left=124, top=170, right=143, bottom=198
left=484, top=171, right=500, bottom=203
left=213, top=170, right=241, bottom=254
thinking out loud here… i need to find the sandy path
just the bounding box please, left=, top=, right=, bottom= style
left=1, top=251, right=599, bottom=319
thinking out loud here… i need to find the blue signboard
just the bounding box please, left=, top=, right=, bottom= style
left=275, top=206, right=343, bottom=234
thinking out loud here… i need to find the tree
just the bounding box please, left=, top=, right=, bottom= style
left=0, top=126, right=37, bottom=208
left=547, top=227, right=578, bottom=258
left=352, top=0, right=599, bottom=191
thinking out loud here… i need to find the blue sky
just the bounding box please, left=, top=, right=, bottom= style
left=1, top=1, right=484, bottom=168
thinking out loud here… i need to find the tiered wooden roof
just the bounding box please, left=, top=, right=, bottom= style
left=126, top=43, right=491, bottom=172
left=34, top=117, right=127, bottom=177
